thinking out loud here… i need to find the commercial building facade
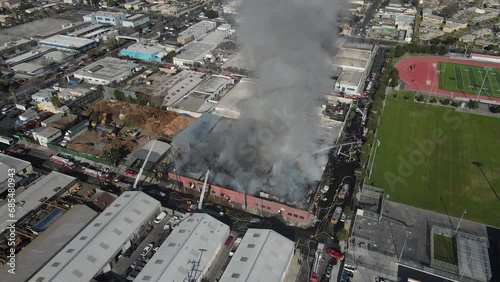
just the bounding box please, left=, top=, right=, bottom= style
left=83, top=11, right=127, bottom=26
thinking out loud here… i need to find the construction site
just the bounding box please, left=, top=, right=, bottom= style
left=64, top=100, right=194, bottom=159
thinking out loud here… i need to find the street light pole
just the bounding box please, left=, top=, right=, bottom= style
left=368, top=139, right=380, bottom=179
left=455, top=209, right=467, bottom=232
left=476, top=67, right=492, bottom=101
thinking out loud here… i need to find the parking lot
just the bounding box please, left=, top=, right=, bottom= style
left=112, top=208, right=185, bottom=279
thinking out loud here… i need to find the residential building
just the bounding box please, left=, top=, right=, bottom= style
left=38, top=35, right=97, bottom=53
left=73, top=57, right=141, bottom=85
left=119, top=43, right=166, bottom=62
left=83, top=11, right=127, bottom=26
left=219, top=229, right=294, bottom=282
left=473, top=12, right=499, bottom=23
left=177, top=21, right=217, bottom=44
left=122, top=14, right=150, bottom=28
left=0, top=153, right=33, bottom=195
left=134, top=213, right=230, bottom=282
left=443, top=21, right=468, bottom=33
left=0, top=205, right=98, bottom=282
left=460, top=34, right=477, bottom=42
left=473, top=28, right=493, bottom=37
left=32, top=88, right=56, bottom=103
left=32, top=126, right=62, bottom=147
left=124, top=0, right=145, bottom=10
left=423, top=14, right=444, bottom=24
left=19, top=108, right=38, bottom=121
left=29, top=192, right=162, bottom=282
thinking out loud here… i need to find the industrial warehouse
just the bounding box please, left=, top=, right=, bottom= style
left=167, top=89, right=349, bottom=228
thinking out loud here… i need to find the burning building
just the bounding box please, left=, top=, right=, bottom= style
left=168, top=0, right=345, bottom=228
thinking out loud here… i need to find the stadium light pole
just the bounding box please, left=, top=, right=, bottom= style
left=368, top=139, right=380, bottom=179
left=455, top=209, right=467, bottom=232
left=476, top=67, right=492, bottom=101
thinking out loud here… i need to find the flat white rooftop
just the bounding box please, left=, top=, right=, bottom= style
left=39, top=35, right=96, bottom=49
left=121, top=43, right=164, bottom=56
left=220, top=229, right=294, bottom=282
left=73, top=57, right=139, bottom=82
left=213, top=78, right=256, bottom=119
left=163, top=70, right=205, bottom=107
left=135, top=213, right=230, bottom=282
left=174, top=42, right=215, bottom=62
left=195, top=75, right=231, bottom=94
left=0, top=171, right=76, bottom=233
left=337, top=69, right=364, bottom=86
left=29, top=192, right=161, bottom=282
left=0, top=153, right=31, bottom=183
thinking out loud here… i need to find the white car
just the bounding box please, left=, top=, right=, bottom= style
left=168, top=216, right=180, bottom=226
left=141, top=243, right=154, bottom=257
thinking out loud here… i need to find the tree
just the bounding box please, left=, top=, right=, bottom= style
left=429, top=97, right=437, bottom=103
left=389, top=68, right=399, bottom=87
left=204, top=9, right=218, bottom=19
left=105, top=38, right=120, bottom=50
left=415, top=95, right=424, bottom=102
left=87, top=48, right=98, bottom=58
left=50, top=96, right=61, bottom=108
left=336, top=228, right=349, bottom=241
left=440, top=3, right=459, bottom=17
left=113, top=90, right=125, bottom=101
left=468, top=99, right=479, bottom=109
left=441, top=98, right=451, bottom=105
left=489, top=105, right=500, bottom=114
left=106, top=0, right=116, bottom=7
left=437, top=45, right=448, bottom=55
left=102, top=144, right=131, bottom=167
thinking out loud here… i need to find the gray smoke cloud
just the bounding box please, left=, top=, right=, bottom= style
left=174, top=0, right=340, bottom=207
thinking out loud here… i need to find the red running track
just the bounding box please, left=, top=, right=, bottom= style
left=395, top=56, right=500, bottom=102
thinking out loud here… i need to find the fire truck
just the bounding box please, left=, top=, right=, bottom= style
left=49, top=154, right=75, bottom=169
left=84, top=167, right=111, bottom=181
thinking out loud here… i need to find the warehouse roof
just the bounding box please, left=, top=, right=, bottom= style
left=220, top=229, right=294, bottom=282
left=337, top=69, right=364, bottom=86
left=29, top=192, right=161, bottom=282
left=121, top=43, right=165, bottom=56
left=174, top=42, right=215, bottom=63
left=0, top=153, right=31, bottom=184
left=69, top=24, right=105, bottom=37
left=73, top=57, right=140, bottom=82
left=0, top=171, right=76, bottom=233
left=194, top=75, right=231, bottom=94
left=39, top=35, right=96, bottom=49
left=8, top=205, right=97, bottom=282
left=12, top=62, right=45, bottom=74
left=213, top=78, right=256, bottom=119
left=198, top=29, right=231, bottom=46
left=163, top=70, right=205, bottom=107
left=135, top=213, right=230, bottom=282
left=132, top=139, right=171, bottom=170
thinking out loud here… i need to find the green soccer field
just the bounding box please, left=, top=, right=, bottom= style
left=370, top=94, right=500, bottom=227
left=438, top=62, right=500, bottom=98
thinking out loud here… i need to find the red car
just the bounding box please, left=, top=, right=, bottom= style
left=7, top=148, right=28, bottom=156
left=124, top=169, right=137, bottom=177
left=224, top=236, right=233, bottom=246
left=326, top=248, right=344, bottom=260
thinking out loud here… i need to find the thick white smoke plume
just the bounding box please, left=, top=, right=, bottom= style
left=174, top=0, right=340, bottom=206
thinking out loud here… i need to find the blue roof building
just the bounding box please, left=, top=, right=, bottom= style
left=119, top=43, right=166, bottom=63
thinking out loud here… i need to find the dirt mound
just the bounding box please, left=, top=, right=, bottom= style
left=83, top=101, right=194, bottom=138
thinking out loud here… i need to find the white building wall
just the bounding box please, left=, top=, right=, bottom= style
left=470, top=54, right=500, bottom=64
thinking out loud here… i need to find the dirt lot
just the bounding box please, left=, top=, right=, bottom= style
left=68, top=101, right=194, bottom=157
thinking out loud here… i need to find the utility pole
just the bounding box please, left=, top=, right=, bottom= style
left=455, top=209, right=467, bottom=232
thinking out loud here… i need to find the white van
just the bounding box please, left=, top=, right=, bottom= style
left=154, top=212, right=167, bottom=224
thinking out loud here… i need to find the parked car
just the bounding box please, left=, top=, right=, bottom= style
left=126, top=269, right=140, bottom=281
left=154, top=212, right=167, bottom=224
left=141, top=243, right=154, bottom=257
left=125, top=169, right=137, bottom=177
left=224, top=235, right=233, bottom=246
